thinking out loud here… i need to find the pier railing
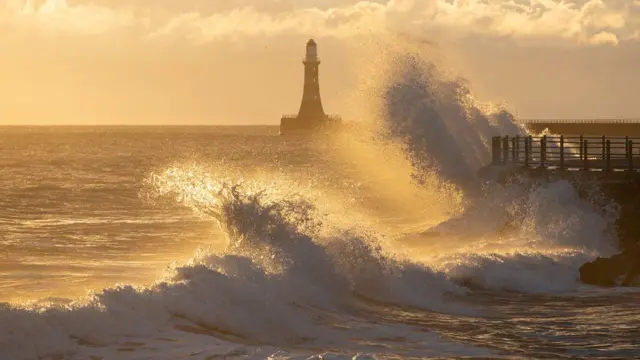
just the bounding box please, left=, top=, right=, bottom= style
left=491, top=135, right=640, bottom=171
left=520, top=119, right=640, bottom=125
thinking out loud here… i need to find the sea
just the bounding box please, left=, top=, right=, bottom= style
left=1, top=52, right=640, bottom=360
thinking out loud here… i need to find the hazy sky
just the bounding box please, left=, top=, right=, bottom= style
left=0, top=0, right=639, bottom=125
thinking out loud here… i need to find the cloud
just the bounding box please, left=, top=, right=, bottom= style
left=150, top=3, right=387, bottom=42
left=398, top=0, right=638, bottom=46
left=2, top=0, right=135, bottom=34
left=2, top=0, right=639, bottom=46
left=589, top=31, right=619, bottom=45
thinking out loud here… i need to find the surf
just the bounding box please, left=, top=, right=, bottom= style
left=0, top=35, right=629, bottom=360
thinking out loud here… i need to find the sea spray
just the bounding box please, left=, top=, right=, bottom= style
left=0, top=36, right=634, bottom=360
left=345, top=37, right=526, bottom=199
left=144, top=165, right=471, bottom=313
left=419, top=176, right=620, bottom=293
left=339, top=42, right=622, bottom=293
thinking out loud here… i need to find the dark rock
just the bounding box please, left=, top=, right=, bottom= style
left=579, top=246, right=640, bottom=287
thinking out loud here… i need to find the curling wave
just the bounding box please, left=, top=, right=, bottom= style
left=0, top=167, right=486, bottom=360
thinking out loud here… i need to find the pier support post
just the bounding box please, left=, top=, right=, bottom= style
left=626, top=136, right=629, bottom=159
left=528, top=135, right=533, bottom=165
left=560, top=135, right=565, bottom=170
left=629, top=140, right=634, bottom=171
left=605, top=140, right=611, bottom=172
left=601, top=136, right=606, bottom=165
left=583, top=140, right=589, bottom=171
left=579, top=135, right=584, bottom=160
left=540, top=135, right=547, bottom=169
left=524, top=137, right=530, bottom=168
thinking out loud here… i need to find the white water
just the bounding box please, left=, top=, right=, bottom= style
left=0, top=40, right=632, bottom=360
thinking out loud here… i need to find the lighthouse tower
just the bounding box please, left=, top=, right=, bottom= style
left=297, top=39, right=325, bottom=122
left=280, top=39, right=341, bottom=135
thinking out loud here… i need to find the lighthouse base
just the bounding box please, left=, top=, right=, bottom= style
left=279, top=115, right=342, bottom=135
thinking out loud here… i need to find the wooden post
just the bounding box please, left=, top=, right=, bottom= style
left=601, top=136, right=605, bottom=165
left=524, top=137, right=530, bottom=168
left=503, top=136, right=509, bottom=165
left=629, top=140, right=634, bottom=171
left=540, top=135, right=547, bottom=169
left=579, top=135, right=584, bottom=160
left=605, top=140, right=611, bottom=172
left=560, top=135, right=565, bottom=170
left=492, top=137, right=500, bottom=165
left=626, top=136, right=629, bottom=159
left=511, top=137, right=517, bottom=163
left=500, top=136, right=504, bottom=165
left=528, top=135, right=533, bottom=165
left=515, top=135, right=520, bottom=163
left=583, top=140, right=589, bottom=171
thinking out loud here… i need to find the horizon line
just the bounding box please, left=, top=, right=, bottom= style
left=2, top=118, right=640, bottom=126
left=0, top=124, right=280, bottom=127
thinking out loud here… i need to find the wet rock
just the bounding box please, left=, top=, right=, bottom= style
left=579, top=246, right=640, bottom=287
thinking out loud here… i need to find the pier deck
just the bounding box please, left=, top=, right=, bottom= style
left=522, top=119, right=640, bottom=136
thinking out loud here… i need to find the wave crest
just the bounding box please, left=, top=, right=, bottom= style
left=354, top=41, right=525, bottom=195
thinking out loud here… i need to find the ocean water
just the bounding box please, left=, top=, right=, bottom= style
left=2, top=49, right=640, bottom=360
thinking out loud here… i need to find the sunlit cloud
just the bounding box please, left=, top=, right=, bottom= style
left=589, top=31, right=619, bottom=46
left=150, top=4, right=387, bottom=42
left=2, top=0, right=639, bottom=45
left=3, top=0, right=135, bottom=34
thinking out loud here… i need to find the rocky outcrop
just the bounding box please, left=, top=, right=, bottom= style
left=579, top=246, right=640, bottom=287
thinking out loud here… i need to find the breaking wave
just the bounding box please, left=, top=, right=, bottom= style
left=144, top=166, right=472, bottom=313
left=340, top=41, right=618, bottom=295
left=379, top=53, right=524, bottom=194
left=0, top=37, right=624, bottom=360
left=0, top=168, right=486, bottom=360
left=423, top=178, right=619, bottom=294
left=344, top=39, right=526, bottom=198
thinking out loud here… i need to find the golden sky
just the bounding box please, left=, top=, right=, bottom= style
left=0, top=0, right=639, bottom=125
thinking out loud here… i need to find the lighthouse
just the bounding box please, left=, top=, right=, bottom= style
left=280, top=39, right=341, bottom=135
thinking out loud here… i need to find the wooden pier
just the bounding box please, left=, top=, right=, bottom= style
left=491, top=135, right=640, bottom=172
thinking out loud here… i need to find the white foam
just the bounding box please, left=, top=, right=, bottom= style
left=145, top=167, right=472, bottom=314
left=438, top=250, right=594, bottom=293
left=420, top=177, right=619, bottom=293
left=0, top=168, right=494, bottom=360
